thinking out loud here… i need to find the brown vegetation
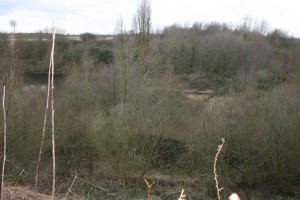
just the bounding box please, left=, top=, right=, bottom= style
left=0, top=4, right=300, bottom=199
left=3, top=186, right=51, bottom=200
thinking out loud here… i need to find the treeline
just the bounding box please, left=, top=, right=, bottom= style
left=0, top=19, right=299, bottom=199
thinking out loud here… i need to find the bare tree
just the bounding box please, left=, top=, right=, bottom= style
left=133, top=0, right=152, bottom=45
left=115, top=17, right=125, bottom=41
left=112, top=17, right=126, bottom=106
left=6, top=20, right=17, bottom=119
left=259, top=19, right=269, bottom=35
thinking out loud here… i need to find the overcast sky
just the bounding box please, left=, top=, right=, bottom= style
left=0, top=0, right=299, bottom=37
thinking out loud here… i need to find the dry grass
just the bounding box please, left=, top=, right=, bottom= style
left=3, top=187, right=51, bottom=200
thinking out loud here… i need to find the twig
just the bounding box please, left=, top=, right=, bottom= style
left=144, top=179, right=155, bottom=200
left=14, top=169, right=24, bottom=186
left=178, top=189, right=185, bottom=200
left=76, top=176, right=106, bottom=191
left=214, top=138, right=225, bottom=200
left=1, top=86, right=7, bottom=200
left=64, top=175, right=77, bottom=198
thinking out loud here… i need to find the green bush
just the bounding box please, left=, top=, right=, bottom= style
left=89, top=47, right=113, bottom=64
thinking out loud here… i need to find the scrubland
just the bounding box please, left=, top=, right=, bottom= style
left=0, top=22, right=299, bottom=199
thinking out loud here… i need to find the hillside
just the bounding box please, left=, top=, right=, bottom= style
left=0, top=23, right=299, bottom=199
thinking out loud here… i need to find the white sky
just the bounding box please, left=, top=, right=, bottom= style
left=0, top=0, right=299, bottom=37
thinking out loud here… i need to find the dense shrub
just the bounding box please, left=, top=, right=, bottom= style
left=89, top=47, right=113, bottom=64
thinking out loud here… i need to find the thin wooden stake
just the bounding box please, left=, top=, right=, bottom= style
left=1, top=86, right=7, bottom=200
left=34, top=23, right=56, bottom=199
left=34, top=27, right=53, bottom=196
left=50, top=22, right=56, bottom=200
